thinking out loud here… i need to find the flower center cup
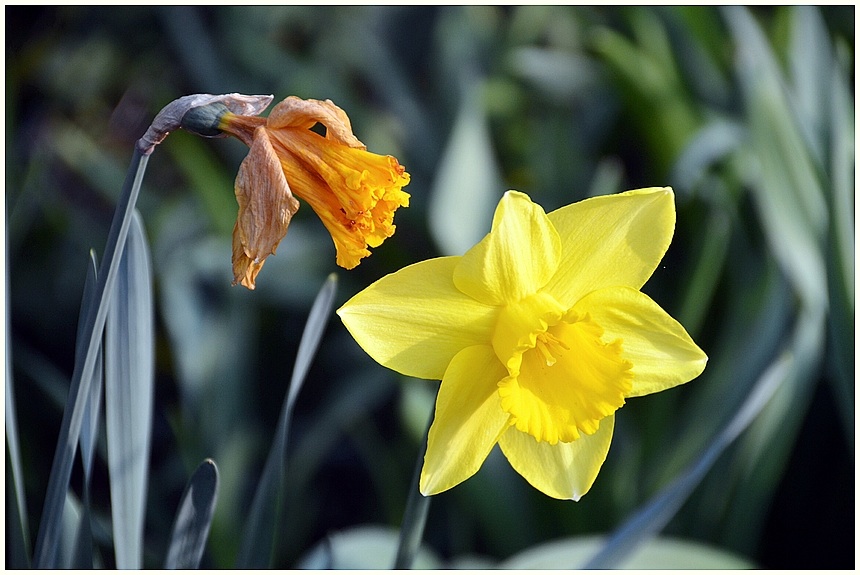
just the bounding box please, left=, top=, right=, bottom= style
left=495, top=294, right=633, bottom=445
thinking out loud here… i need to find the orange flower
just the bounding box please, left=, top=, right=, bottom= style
left=218, top=96, right=410, bottom=289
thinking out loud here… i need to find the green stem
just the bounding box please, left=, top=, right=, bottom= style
left=392, top=406, right=434, bottom=569
left=32, top=148, right=149, bottom=568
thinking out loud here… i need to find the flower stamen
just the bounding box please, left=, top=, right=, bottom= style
left=534, top=331, right=570, bottom=367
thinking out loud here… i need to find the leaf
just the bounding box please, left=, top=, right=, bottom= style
left=70, top=251, right=101, bottom=569
left=76, top=251, right=102, bottom=480
left=428, top=83, right=504, bottom=256
left=236, top=273, right=338, bottom=568
left=825, top=36, right=856, bottom=448
left=297, top=525, right=442, bottom=569
left=164, top=459, right=220, bottom=569
left=500, top=535, right=753, bottom=569
left=6, top=253, right=30, bottom=567
left=33, top=150, right=150, bottom=568
left=105, top=210, right=155, bottom=569
left=392, top=405, right=434, bottom=569
left=786, top=5, right=832, bottom=163
left=724, top=5, right=828, bottom=311
left=671, top=118, right=746, bottom=193
left=5, top=438, right=30, bottom=568
left=580, top=352, right=789, bottom=568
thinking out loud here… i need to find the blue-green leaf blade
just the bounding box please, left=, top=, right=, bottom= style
left=165, top=459, right=220, bottom=569
left=33, top=150, right=149, bottom=569
left=580, top=353, right=789, bottom=569
left=236, top=273, right=338, bottom=568
left=428, top=85, right=504, bottom=256
left=76, top=251, right=103, bottom=479
left=104, top=210, right=155, bottom=569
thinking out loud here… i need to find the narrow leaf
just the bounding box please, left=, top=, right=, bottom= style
left=298, top=526, right=442, bottom=569
left=236, top=273, right=338, bottom=568
left=105, top=210, right=155, bottom=569
left=33, top=150, right=149, bottom=568
left=76, top=251, right=103, bottom=478
left=6, top=438, right=30, bottom=568
left=501, top=535, right=753, bottom=569
left=164, top=459, right=220, bottom=569
left=724, top=5, right=828, bottom=310
left=6, top=247, right=30, bottom=567
left=69, top=251, right=101, bottom=568
left=428, top=84, right=504, bottom=256
left=580, top=353, right=789, bottom=568
left=393, top=405, right=434, bottom=569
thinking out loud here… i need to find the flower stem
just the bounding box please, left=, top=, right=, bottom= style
left=392, top=405, right=434, bottom=569
left=32, top=148, right=149, bottom=568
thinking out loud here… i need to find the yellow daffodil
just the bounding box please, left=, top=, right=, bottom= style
left=337, top=188, right=707, bottom=500
left=217, top=96, right=410, bottom=289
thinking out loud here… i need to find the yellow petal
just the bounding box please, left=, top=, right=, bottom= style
left=337, top=257, right=497, bottom=379
left=232, top=127, right=300, bottom=289
left=543, top=187, right=675, bottom=308
left=454, top=191, right=561, bottom=305
left=420, top=345, right=510, bottom=496
left=499, top=414, right=615, bottom=500
left=572, top=286, right=707, bottom=397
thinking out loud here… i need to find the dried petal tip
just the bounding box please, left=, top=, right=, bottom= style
left=137, top=93, right=274, bottom=155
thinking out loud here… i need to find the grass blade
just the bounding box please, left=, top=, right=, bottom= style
left=6, top=239, right=30, bottom=567
left=428, top=85, right=504, bottom=256
left=6, top=438, right=31, bottom=568
left=581, top=352, right=789, bottom=569
left=104, top=210, right=155, bottom=568
left=70, top=251, right=102, bottom=568
left=76, top=251, right=103, bottom=478
left=165, top=459, right=220, bottom=569
left=32, top=149, right=149, bottom=568
left=393, top=406, right=434, bottom=569
left=236, top=273, right=338, bottom=568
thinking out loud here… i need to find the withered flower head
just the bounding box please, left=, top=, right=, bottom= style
left=213, top=96, right=410, bottom=289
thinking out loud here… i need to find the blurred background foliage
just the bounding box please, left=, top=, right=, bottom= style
left=5, top=5, right=854, bottom=569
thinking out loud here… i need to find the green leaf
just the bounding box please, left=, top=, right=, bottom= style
left=501, top=535, right=753, bottom=569
left=825, top=38, right=855, bottom=448
left=164, top=459, right=220, bottom=569
left=5, top=437, right=30, bottom=568
left=105, top=210, right=155, bottom=569
left=724, top=5, right=828, bottom=311
left=786, top=5, right=832, bottom=162
left=76, top=251, right=102, bottom=480
left=393, top=405, right=434, bottom=569
left=33, top=149, right=149, bottom=568
left=70, top=251, right=101, bottom=569
left=428, top=83, right=505, bottom=256
left=6, top=252, right=30, bottom=567
left=297, top=525, right=442, bottom=569
left=236, top=273, right=338, bottom=568
left=581, top=352, right=789, bottom=568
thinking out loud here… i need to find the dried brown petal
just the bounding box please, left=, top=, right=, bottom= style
left=267, top=96, right=366, bottom=150
left=231, top=127, right=300, bottom=289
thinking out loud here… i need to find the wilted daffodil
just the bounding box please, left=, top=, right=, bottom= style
left=211, top=96, right=410, bottom=289
left=338, top=188, right=707, bottom=500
